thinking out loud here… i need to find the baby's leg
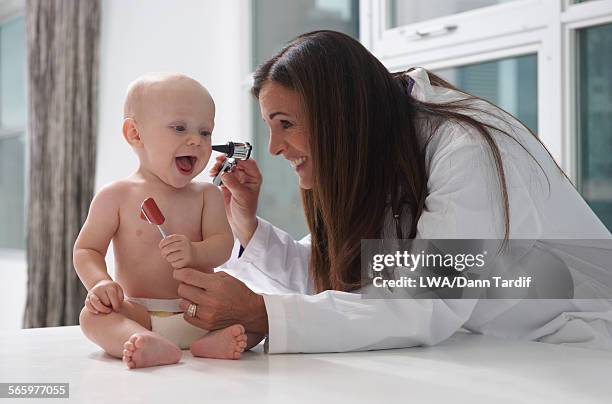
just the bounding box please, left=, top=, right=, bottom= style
left=79, top=302, right=181, bottom=368
left=190, top=325, right=264, bottom=360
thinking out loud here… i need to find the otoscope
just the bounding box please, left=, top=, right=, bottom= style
left=211, top=141, right=252, bottom=186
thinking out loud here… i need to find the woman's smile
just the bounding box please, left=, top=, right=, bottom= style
left=289, top=156, right=307, bottom=171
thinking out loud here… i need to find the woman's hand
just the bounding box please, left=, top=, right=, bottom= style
left=173, top=268, right=269, bottom=335
left=209, top=156, right=262, bottom=247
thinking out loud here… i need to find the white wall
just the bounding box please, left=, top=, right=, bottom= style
left=1, top=0, right=249, bottom=329
left=0, top=253, right=27, bottom=329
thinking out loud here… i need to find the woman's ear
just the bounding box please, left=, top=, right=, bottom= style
left=122, top=118, right=142, bottom=147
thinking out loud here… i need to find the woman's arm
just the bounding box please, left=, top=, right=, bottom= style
left=173, top=267, right=477, bottom=352
left=261, top=292, right=477, bottom=353
left=229, top=217, right=313, bottom=294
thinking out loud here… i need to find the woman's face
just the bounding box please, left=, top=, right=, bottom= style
left=258, top=81, right=313, bottom=189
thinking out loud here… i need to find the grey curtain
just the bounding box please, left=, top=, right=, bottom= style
left=23, top=0, right=100, bottom=327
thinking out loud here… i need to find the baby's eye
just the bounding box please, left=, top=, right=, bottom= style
left=199, top=130, right=211, bottom=137
left=280, top=120, right=293, bottom=130
left=171, top=125, right=186, bottom=132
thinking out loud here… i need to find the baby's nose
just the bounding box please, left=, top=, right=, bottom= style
left=186, top=133, right=201, bottom=146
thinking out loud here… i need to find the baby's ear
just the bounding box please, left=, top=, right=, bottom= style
left=122, top=118, right=142, bottom=147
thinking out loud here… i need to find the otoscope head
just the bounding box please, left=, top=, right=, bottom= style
left=212, top=141, right=252, bottom=160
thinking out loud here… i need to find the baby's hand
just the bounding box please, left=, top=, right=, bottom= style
left=85, top=280, right=124, bottom=314
left=159, top=234, right=194, bottom=269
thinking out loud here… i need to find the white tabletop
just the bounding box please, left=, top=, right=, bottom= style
left=1, top=326, right=611, bottom=404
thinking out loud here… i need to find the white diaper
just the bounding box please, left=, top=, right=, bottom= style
left=127, top=297, right=208, bottom=349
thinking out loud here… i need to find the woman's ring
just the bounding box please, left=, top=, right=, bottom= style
left=186, top=303, right=198, bottom=318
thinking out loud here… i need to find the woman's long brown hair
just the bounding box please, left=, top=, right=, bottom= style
left=252, top=30, right=552, bottom=293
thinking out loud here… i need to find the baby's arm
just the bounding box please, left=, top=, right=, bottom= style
left=196, top=184, right=235, bottom=267
left=74, top=184, right=123, bottom=311
left=160, top=184, right=233, bottom=271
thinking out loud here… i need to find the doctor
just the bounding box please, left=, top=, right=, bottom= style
left=174, top=30, right=612, bottom=353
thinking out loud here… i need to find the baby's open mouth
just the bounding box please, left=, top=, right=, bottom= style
left=175, top=156, right=197, bottom=175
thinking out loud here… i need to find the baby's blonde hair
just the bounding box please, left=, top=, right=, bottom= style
left=123, top=73, right=212, bottom=119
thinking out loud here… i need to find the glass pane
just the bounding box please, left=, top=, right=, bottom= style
left=0, top=134, right=26, bottom=249
left=252, top=0, right=359, bottom=238
left=253, top=0, right=359, bottom=69
left=434, top=54, right=538, bottom=133
left=0, top=16, right=26, bottom=128
left=386, top=0, right=517, bottom=29
left=577, top=23, right=612, bottom=231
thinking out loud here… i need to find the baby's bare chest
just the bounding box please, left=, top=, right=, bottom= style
left=115, top=188, right=204, bottom=251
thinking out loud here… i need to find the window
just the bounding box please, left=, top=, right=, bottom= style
left=435, top=54, right=538, bottom=133
left=577, top=22, right=612, bottom=230
left=251, top=0, right=359, bottom=238
left=0, top=15, right=26, bottom=250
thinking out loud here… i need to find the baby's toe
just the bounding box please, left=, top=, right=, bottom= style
left=131, top=334, right=145, bottom=348
left=236, top=334, right=247, bottom=343
left=230, top=324, right=245, bottom=337
left=124, top=341, right=135, bottom=351
left=234, top=340, right=245, bottom=353
left=238, top=340, right=247, bottom=349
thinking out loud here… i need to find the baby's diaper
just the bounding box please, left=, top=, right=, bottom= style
left=127, top=297, right=208, bottom=349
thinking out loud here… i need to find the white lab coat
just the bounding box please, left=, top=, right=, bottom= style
left=222, top=68, right=612, bottom=353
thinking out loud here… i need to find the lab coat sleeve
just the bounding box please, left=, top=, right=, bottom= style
left=262, top=292, right=477, bottom=353
left=233, top=217, right=314, bottom=294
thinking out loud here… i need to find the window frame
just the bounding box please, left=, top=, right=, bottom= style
left=362, top=0, right=612, bottom=181
left=562, top=0, right=612, bottom=184
left=0, top=0, right=27, bottom=257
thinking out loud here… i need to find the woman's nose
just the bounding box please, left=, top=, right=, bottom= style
left=268, top=130, right=285, bottom=156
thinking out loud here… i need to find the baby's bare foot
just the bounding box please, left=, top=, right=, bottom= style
left=190, top=324, right=248, bottom=360
left=122, top=333, right=182, bottom=369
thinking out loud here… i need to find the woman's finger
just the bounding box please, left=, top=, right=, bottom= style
left=177, top=283, right=208, bottom=305
left=234, top=158, right=262, bottom=180
left=219, top=171, right=251, bottom=194
left=174, top=268, right=216, bottom=290
left=178, top=298, right=191, bottom=312
left=209, top=156, right=227, bottom=176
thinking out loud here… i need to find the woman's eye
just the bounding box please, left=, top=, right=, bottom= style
left=280, top=120, right=293, bottom=129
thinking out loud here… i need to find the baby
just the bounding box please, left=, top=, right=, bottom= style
left=74, top=73, right=258, bottom=369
